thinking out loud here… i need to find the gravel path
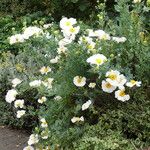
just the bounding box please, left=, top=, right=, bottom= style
left=0, top=126, right=29, bottom=150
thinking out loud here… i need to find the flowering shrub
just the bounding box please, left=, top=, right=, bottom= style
left=1, top=0, right=150, bottom=149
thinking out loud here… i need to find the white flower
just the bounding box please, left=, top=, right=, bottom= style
left=89, top=30, right=110, bottom=40
left=45, top=32, right=52, bottom=39
left=58, top=38, right=72, bottom=47
left=73, top=76, right=86, bottom=87
left=115, top=88, right=130, bottom=102
left=60, top=17, right=77, bottom=30
left=23, top=26, right=43, bottom=39
left=12, top=78, right=22, bottom=87
left=54, top=96, right=62, bottom=100
left=39, top=66, right=51, bottom=75
left=16, top=110, right=26, bottom=118
left=82, top=100, right=92, bottom=111
left=106, top=70, right=120, bottom=86
left=38, top=96, right=47, bottom=104
left=86, top=41, right=96, bottom=50
left=5, top=89, right=18, bottom=103
left=117, top=74, right=127, bottom=88
left=14, top=99, right=24, bottom=108
left=50, top=56, right=60, bottom=64
left=28, top=134, right=39, bottom=145
left=41, top=130, right=49, bottom=139
left=57, top=46, right=68, bottom=54
left=62, top=26, right=80, bottom=37
left=71, top=116, right=84, bottom=123
left=112, top=37, right=127, bottom=43
left=9, top=34, right=25, bottom=44
left=87, top=54, right=107, bottom=66
left=79, top=36, right=93, bottom=44
left=40, top=118, right=48, bottom=128
left=88, top=82, right=96, bottom=88
left=43, top=23, right=52, bottom=29
left=133, top=0, right=141, bottom=3
left=42, top=78, right=54, bottom=89
left=23, top=145, right=34, bottom=150
left=102, top=80, right=116, bottom=93
left=29, top=80, right=42, bottom=87
left=126, top=80, right=142, bottom=87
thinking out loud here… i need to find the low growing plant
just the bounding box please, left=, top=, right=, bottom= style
left=2, top=0, right=150, bottom=149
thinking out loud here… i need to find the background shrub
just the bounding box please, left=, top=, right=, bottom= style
left=0, top=0, right=150, bottom=149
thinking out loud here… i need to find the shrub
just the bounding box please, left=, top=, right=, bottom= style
left=1, top=0, right=150, bottom=149
left=0, top=0, right=97, bottom=20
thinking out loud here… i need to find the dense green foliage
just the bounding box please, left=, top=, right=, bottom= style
left=0, top=0, right=150, bottom=149
left=0, top=0, right=97, bottom=20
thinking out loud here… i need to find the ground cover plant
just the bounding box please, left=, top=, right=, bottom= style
left=0, top=0, right=150, bottom=150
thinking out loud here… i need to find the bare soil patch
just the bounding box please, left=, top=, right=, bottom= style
left=0, top=126, right=29, bottom=150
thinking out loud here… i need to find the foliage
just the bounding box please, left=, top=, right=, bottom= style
left=0, top=0, right=97, bottom=20
left=0, top=0, right=150, bottom=149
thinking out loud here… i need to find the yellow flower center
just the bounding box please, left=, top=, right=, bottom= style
left=108, top=74, right=117, bottom=80
left=43, top=122, right=47, bottom=125
left=87, top=44, right=94, bottom=49
left=119, top=90, right=126, bottom=97
left=70, top=27, right=75, bottom=33
left=130, top=80, right=136, bottom=84
left=44, top=67, right=49, bottom=73
left=77, top=78, right=82, bottom=83
left=105, top=83, right=112, bottom=88
left=102, top=34, right=107, bottom=40
left=65, top=21, right=71, bottom=26
left=95, top=58, right=102, bottom=64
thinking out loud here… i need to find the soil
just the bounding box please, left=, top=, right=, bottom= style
left=0, top=126, right=29, bottom=150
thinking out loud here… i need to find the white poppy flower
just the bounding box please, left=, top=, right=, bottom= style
left=40, top=118, right=48, bottom=128
left=117, top=74, right=127, bottom=88
left=50, top=56, right=60, bottom=64
left=23, top=26, right=43, bottom=39
left=60, top=17, right=77, bottom=30
left=102, top=80, right=116, bottom=93
left=23, top=145, right=34, bottom=150
left=43, top=23, right=52, bottom=29
left=14, top=99, right=24, bottom=108
left=38, top=97, right=47, bottom=104
left=54, top=96, right=62, bottom=100
left=71, top=116, right=84, bottom=123
left=29, top=80, right=42, bottom=87
left=126, top=80, right=141, bottom=87
left=57, top=46, right=68, bottom=54
left=87, top=54, right=107, bottom=66
left=63, top=26, right=80, bottom=37
left=41, top=130, right=49, bottom=139
left=86, top=41, right=96, bottom=50
left=28, top=134, right=39, bottom=145
left=58, top=38, right=72, bottom=47
left=9, top=34, right=25, bottom=44
left=39, top=66, right=51, bottom=75
left=12, top=78, right=22, bottom=87
left=133, top=0, right=141, bottom=3
left=82, top=100, right=92, bottom=111
left=42, top=78, right=54, bottom=89
left=88, top=82, right=96, bottom=88
left=79, top=36, right=93, bottom=44
left=115, top=88, right=130, bottom=102
left=89, top=29, right=110, bottom=40
left=112, top=37, right=127, bottom=43
left=73, top=76, right=86, bottom=87
left=16, top=110, right=26, bottom=118
left=106, top=70, right=120, bottom=86
left=5, top=89, right=18, bottom=103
